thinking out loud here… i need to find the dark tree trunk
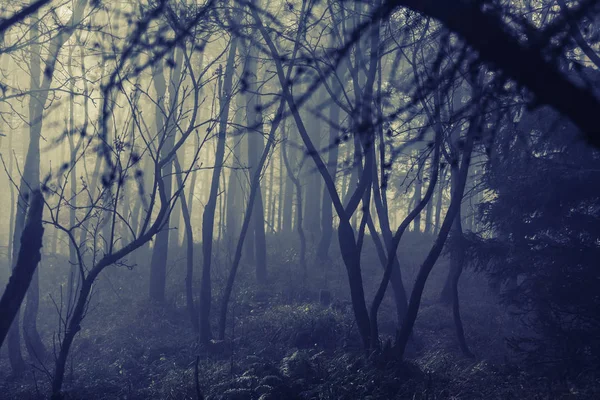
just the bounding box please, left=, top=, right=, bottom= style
left=439, top=164, right=474, bottom=357
left=23, top=267, right=45, bottom=361
left=395, top=119, right=476, bottom=359
left=0, top=191, right=44, bottom=352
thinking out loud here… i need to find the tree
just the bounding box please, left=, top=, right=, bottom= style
left=199, top=27, right=239, bottom=343
left=148, top=47, right=184, bottom=302
left=242, top=18, right=268, bottom=283
left=467, top=103, right=600, bottom=373
left=0, top=190, right=44, bottom=349
left=4, top=0, right=88, bottom=373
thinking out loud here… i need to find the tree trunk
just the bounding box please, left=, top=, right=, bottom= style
left=13, top=0, right=87, bottom=368
left=218, top=95, right=284, bottom=340
left=316, top=78, right=340, bottom=260
left=277, top=146, right=284, bottom=232
left=434, top=166, right=446, bottom=233
left=200, top=36, right=239, bottom=343
left=0, top=191, right=44, bottom=353
left=175, top=157, right=198, bottom=333
left=424, top=162, right=434, bottom=234
left=412, top=155, right=423, bottom=233
left=302, top=94, right=323, bottom=243
left=395, top=119, right=476, bottom=359
left=439, top=164, right=474, bottom=357
left=253, top=5, right=375, bottom=347
left=282, top=138, right=306, bottom=271
left=244, top=41, right=267, bottom=284
left=149, top=48, right=183, bottom=302
left=225, top=111, right=244, bottom=247
left=281, top=122, right=295, bottom=232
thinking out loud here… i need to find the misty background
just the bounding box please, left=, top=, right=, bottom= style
left=0, top=0, right=599, bottom=399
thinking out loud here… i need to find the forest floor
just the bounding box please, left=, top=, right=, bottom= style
left=0, top=232, right=598, bottom=399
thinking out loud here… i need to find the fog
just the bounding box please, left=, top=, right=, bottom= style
left=0, top=0, right=599, bottom=399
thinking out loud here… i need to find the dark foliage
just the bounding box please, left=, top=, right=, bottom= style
left=465, top=107, right=600, bottom=374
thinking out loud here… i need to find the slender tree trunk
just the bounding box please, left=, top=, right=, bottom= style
left=412, top=155, right=423, bottom=233
left=0, top=191, right=44, bottom=350
left=218, top=92, right=284, bottom=340
left=226, top=111, right=244, bottom=247
left=281, top=123, right=294, bottom=232
left=244, top=41, right=268, bottom=284
left=449, top=208, right=473, bottom=357
left=175, top=157, right=198, bottom=333
left=316, top=77, right=340, bottom=260
left=253, top=4, right=376, bottom=347
left=369, top=61, right=409, bottom=325
left=424, top=162, right=434, bottom=234
left=5, top=105, right=23, bottom=374
left=149, top=48, right=183, bottom=302
left=434, top=167, right=446, bottom=233
left=200, top=36, right=239, bottom=343
left=301, top=94, right=323, bottom=243
left=278, top=146, right=284, bottom=232
left=395, top=120, right=476, bottom=359
left=282, top=139, right=306, bottom=271
left=66, top=45, right=79, bottom=315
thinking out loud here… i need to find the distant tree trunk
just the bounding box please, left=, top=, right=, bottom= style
left=217, top=170, right=226, bottom=250
left=218, top=75, right=286, bottom=336
left=243, top=131, right=255, bottom=262
left=169, top=176, right=182, bottom=249
left=267, top=153, right=275, bottom=232
left=0, top=191, right=44, bottom=350
left=278, top=147, right=284, bottom=232
left=51, top=140, right=65, bottom=255
left=316, top=79, right=340, bottom=260
left=244, top=39, right=267, bottom=284
left=424, top=161, right=434, bottom=234
left=226, top=111, right=244, bottom=247
left=174, top=156, right=198, bottom=333
left=282, top=139, right=306, bottom=271
left=302, top=94, right=323, bottom=243
left=66, top=44, right=79, bottom=314
left=412, top=155, right=423, bottom=233
left=200, top=36, right=238, bottom=343
left=434, top=166, right=446, bottom=233
left=149, top=48, right=183, bottom=303
left=187, top=132, right=200, bottom=217
left=281, top=122, right=294, bottom=232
